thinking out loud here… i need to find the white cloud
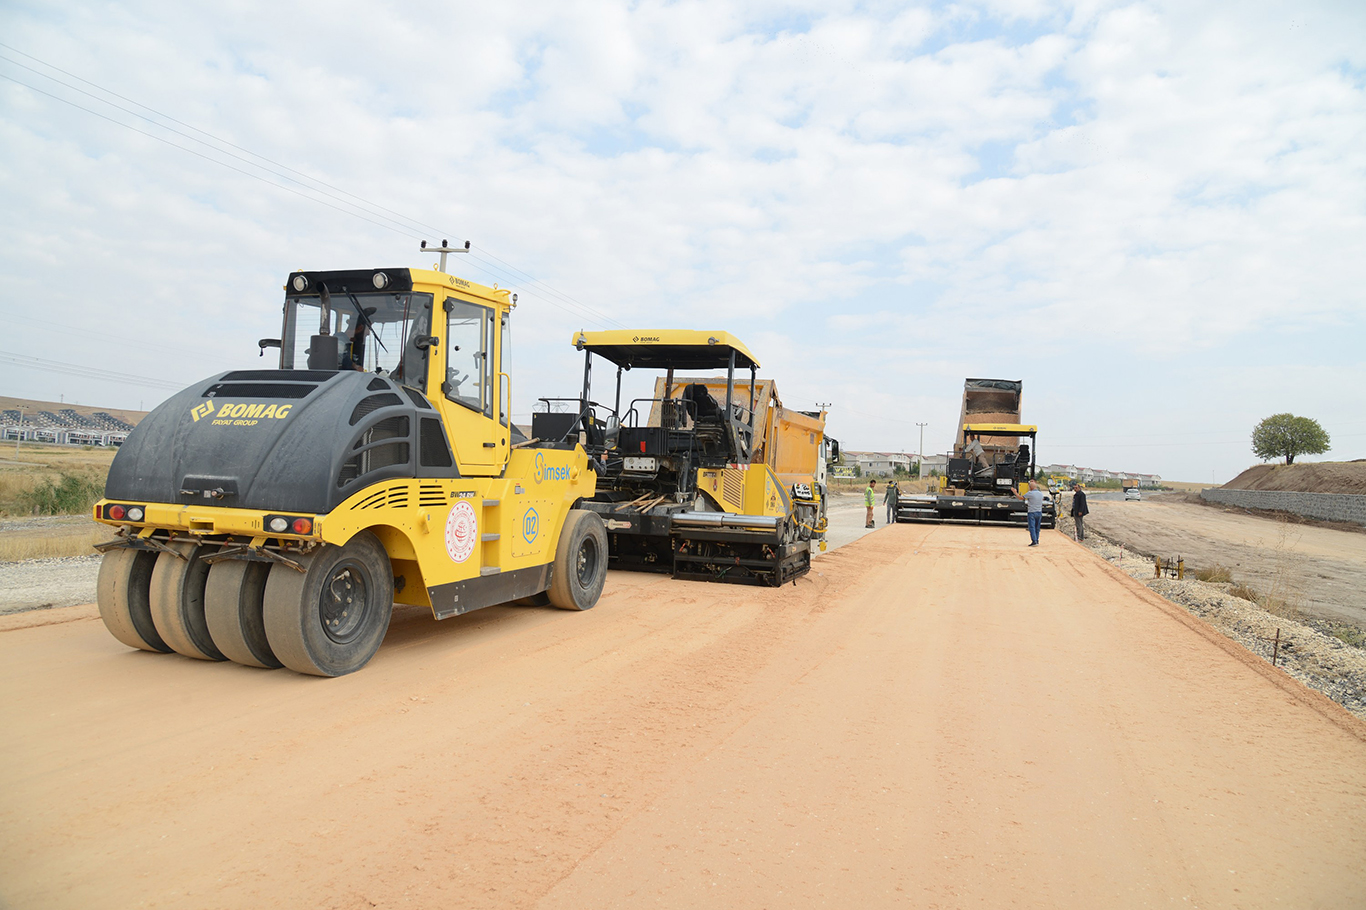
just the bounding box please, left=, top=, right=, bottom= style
left=0, top=0, right=1362, bottom=478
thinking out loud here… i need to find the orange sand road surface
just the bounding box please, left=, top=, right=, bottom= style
left=2, top=525, right=1364, bottom=909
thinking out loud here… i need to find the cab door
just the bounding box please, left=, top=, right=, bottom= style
left=440, top=296, right=505, bottom=473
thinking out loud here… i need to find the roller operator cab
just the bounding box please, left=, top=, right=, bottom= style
left=93, top=259, right=607, bottom=677
left=533, top=330, right=825, bottom=587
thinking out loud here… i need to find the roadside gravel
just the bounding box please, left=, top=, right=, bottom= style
left=0, top=555, right=101, bottom=615
left=0, top=496, right=877, bottom=617
left=1060, top=514, right=1366, bottom=721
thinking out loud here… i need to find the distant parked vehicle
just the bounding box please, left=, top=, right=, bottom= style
left=1125, top=487, right=1142, bottom=501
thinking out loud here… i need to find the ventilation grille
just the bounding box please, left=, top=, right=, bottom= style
left=349, top=393, right=404, bottom=425
left=403, top=387, right=433, bottom=410
left=418, top=483, right=446, bottom=507
left=205, top=382, right=316, bottom=400
left=419, top=417, right=453, bottom=467
left=337, top=443, right=410, bottom=487
left=723, top=471, right=744, bottom=505
left=354, top=416, right=409, bottom=449
left=367, top=377, right=390, bottom=392
left=222, top=370, right=335, bottom=382
left=350, top=484, right=411, bottom=510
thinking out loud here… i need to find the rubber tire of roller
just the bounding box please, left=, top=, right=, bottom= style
left=547, top=509, right=608, bottom=611
left=96, top=547, right=172, bottom=653
left=204, top=560, right=282, bottom=669
left=148, top=541, right=225, bottom=661
left=262, top=531, right=394, bottom=678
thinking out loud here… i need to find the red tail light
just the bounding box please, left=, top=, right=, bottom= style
left=108, top=505, right=126, bottom=520
left=291, top=517, right=313, bottom=534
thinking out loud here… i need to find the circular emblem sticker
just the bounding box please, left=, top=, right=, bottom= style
left=445, top=500, right=478, bottom=563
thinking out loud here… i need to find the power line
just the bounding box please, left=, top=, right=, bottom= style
left=0, top=351, right=190, bottom=391
left=0, top=46, right=627, bottom=329
left=2, top=307, right=213, bottom=359
left=0, top=44, right=453, bottom=234
left=0, top=73, right=427, bottom=241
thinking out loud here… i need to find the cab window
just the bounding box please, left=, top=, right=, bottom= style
left=498, top=312, right=511, bottom=428
left=282, top=292, right=433, bottom=379
left=445, top=298, right=493, bottom=416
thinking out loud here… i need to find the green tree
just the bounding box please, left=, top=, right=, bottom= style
left=1251, top=413, right=1330, bottom=465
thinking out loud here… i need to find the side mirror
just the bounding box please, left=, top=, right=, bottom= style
left=258, top=338, right=282, bottom=358
left=604, top=414, right=620, bottom=449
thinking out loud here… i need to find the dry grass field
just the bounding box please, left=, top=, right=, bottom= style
left=0, top=444, right=115, bottom=560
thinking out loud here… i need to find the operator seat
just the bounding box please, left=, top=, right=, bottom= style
left=682, top=383, right=734, bottom=464
left=682, top=383, right=722, bottom=420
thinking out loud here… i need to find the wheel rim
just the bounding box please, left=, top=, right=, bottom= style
left=575, top=535, right=599, bottom=587
left=318, top=559, right=371, bottom=644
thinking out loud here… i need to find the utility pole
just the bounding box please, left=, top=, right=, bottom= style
left=421, top=239, right=470, bottom=273
left=916, top=422, right=927, bottom=464
left=15, top=407, right=25, bottom=454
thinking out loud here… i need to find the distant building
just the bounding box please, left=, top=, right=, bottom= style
left=918, top=454, right=948, bottom=474
left=1039, top=463, right=1161, bottom=487
left=844, top=451, right=914, bottom=476
left=1, top=408, right=134, bottom=446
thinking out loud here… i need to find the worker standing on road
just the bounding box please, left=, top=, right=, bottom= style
left=865, top=479, right=877, bottom=529
left=1071, top=483, right=1089, bottom=541
left=885, top=480, right=899, bottom=525
left=1017, top=480, right=1045, bottom=546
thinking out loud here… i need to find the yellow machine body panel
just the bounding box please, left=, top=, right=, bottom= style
left=695, top=463, right=791, bottom=518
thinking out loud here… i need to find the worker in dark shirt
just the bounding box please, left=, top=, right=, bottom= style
left=340, top=319, right=369, bottom=371
left=1071, top=483, right=1089, bottom=541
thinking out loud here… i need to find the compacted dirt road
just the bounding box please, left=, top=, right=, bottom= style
left=1086, top=495, right=1366, bottom=626
left=3, top=526, right=1365, bottom=909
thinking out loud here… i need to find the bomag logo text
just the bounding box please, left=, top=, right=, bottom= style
left=632, top=335, right=661, bottom=343
left=198, top=401, right=294, bottom=427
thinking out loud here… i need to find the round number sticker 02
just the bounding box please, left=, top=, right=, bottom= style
left=445, top=500, right=478, bottom=563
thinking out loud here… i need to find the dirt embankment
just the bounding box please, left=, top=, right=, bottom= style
left=1080, top=496, right=1366, bottom=628
left=1224, top=462, right=1366, bottom=495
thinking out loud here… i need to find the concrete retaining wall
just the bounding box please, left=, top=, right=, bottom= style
left=1200, top=488, right=1366, bottom=526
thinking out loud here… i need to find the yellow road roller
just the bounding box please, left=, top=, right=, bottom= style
left=94, top=247, right=606, bottom=676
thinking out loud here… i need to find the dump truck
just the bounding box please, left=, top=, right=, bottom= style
left=93, top=249, right=608, bottom=677
left=896, top=378, right=1055, bottom=526
left=531, top=331, right=823, bottom=586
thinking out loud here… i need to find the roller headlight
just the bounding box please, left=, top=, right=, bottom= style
left=291, top=275, right=309, bottom=292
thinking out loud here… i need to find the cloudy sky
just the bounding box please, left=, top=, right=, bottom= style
left=2, top=0, right=1362, bottom=481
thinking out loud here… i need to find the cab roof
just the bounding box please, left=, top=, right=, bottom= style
left=283, top=268, right=512, bottom=307
left=571, top=330, right=760, bottom=370
left=963, top=423, right=1037, bottom=435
